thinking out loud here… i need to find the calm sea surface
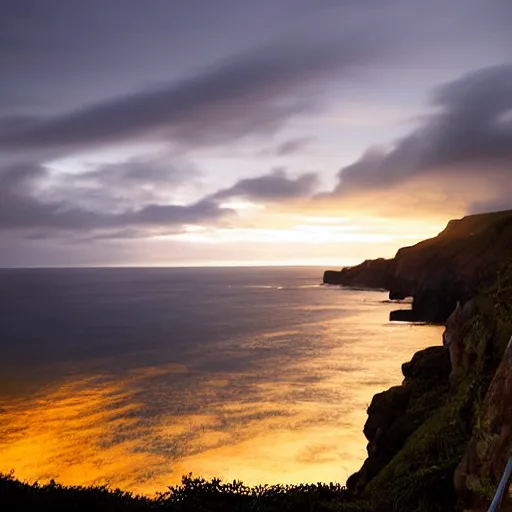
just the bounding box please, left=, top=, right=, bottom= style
left=0, top=267, right=442, bottom=494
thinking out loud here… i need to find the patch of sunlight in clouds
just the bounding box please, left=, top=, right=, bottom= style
left=219, top=200, right=266, bottom=212
left=44, top=143, right=166, bottom=176
left=157, top=219, right=441, bottom=246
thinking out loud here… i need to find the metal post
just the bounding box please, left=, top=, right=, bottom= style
left=487, top=337, right=512, bottom=511
left=488, top=456, right=512, bottom=512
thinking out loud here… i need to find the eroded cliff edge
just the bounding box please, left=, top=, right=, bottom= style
left=324, top=209, right=512, bottom=323
left=341, top=233, right=512, bottom=511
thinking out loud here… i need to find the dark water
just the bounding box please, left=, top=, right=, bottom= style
left=1, top=267, right=350, bottom=378
left=0, top=267, right=442, bottom=493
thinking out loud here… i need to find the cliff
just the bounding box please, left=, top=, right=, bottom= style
left=324, top=210, right=512, bottom=323
left=344, top=263, right=512, bottom=512
left=323, top=258, right=393, bottom=290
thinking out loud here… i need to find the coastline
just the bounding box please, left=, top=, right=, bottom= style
left=2, top=210, right=512, bottom=511
left=323, top=210, right=512, bottom=510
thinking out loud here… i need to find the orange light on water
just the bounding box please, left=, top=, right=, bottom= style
left=0, top=300, right=443, bottom=496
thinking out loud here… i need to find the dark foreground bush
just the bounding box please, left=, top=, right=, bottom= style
left=0, top=472, right=369, bottom=512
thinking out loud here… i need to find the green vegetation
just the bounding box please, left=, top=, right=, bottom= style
left=356, top=264, right=512, bottom=512
left=0, top=472, right=355, bottom=512
left=361, top=372, right=476, bottom=512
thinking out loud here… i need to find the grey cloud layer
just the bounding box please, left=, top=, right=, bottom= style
left=1, top=0, right=326, bottom=116
left=1, top=0, right=512, bottom=265
left=0, top=162, right=231, bottom=232
left=0, top=161, right=318, bottom=235
left=212, top=169, right=318, bottom=201
left=2, top=63, right=512, bottom=239
left=1, top=18, right=370, bottom=237
left=50, top=158, right=200, bottom=213
left=274, top=137, right=316, bottom=156
left=333, top=64, right=512, bottom=198
left=0, top=36, right=372, bottom=154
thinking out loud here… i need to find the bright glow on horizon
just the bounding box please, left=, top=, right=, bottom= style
left=163, top=228, right=426, bottom=245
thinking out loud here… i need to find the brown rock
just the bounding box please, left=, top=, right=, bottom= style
left=455, top=336, right=512, bottom=510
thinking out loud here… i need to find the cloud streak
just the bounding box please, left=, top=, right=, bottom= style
left=0, top=36, right=374, bottom=155
left=212, top=169, right=318, bottom=202
left=274, top=137, right=316, bottom=156
left=333, top=64, right=512, bottom=195
left=0, top=162, right=232, bottom=233
left=3, top=59, right=512, bottom=241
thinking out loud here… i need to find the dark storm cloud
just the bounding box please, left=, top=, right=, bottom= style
left=0, top=0, right=386, bottom=115
left=212, top=169, right=318, bottom=202
left=0, top=1, right=311, bottom=113
left=274, top=137, right=316, bottom=156
left=0, top=34, right=373, bottom=154
left=70, top=158, right=197, bottom=188
left=1, top=195, right=231, bottom=232
left=333, top=64, right=512, bottom=194
left=0, top=162, right=231, bottom=232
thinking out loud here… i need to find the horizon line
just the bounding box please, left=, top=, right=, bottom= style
left=0, top=262, right=352, bottom=270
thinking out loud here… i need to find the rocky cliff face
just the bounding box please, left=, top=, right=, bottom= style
left=346, top=346, right=451, bottom=494
left=346, top=263, right=512, bottom=512
left=454, top=337, right=512, bottom=511
left=323, top=258, right=392, bottom=290
left=324, top=210, right=512, bottom=323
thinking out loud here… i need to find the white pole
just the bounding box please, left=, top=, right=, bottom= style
left=488, top=456, right=512, bottom=512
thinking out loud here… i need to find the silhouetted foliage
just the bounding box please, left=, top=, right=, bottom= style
left=0, top=471, right=358, bottom=512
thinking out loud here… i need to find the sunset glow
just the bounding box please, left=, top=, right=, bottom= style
left=0, top=297, right=442, bottom=494
left=1, top=2, right=510, bottom=266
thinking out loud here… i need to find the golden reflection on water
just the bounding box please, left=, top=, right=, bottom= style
left=0, top=303, right=443, bottom=495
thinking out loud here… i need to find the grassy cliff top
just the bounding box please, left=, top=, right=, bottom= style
left=397, top=209, right=512, bottom=256
left=393, top=209, right=512, bottom=287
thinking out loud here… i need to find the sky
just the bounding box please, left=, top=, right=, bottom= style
left=1, top=0, right=511, bottom=267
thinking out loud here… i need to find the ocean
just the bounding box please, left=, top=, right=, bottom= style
left=0, top=267, right=443, bottom=494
